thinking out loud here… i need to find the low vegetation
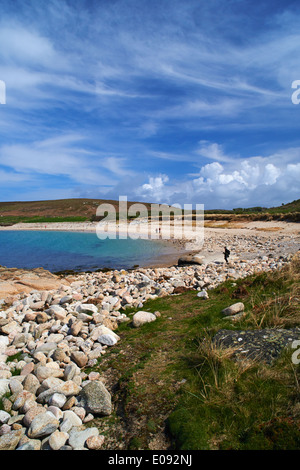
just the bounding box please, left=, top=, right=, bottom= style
left=0, top=198, right=154, bottom=226
left=0, top=198, right=299, bottom=226
left=204, top=199, right=300, bottom=222
left=0, top=216, right=89, bottom=226
left=88, top=254, right=300, bottom=450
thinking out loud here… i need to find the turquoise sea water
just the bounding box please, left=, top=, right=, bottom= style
left=0, top=230, right=175, bottom=273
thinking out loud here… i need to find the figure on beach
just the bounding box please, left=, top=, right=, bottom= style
left=224, top=246, right=230, bottom=263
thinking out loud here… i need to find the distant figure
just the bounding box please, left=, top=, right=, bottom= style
left=224, top=246, right=230, bottom=263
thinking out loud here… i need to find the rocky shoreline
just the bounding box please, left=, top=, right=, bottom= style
left=0, top=224, right=299, bottom=450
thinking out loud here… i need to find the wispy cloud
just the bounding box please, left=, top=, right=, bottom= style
left=0, top=134, right=135, bottom=191
left=0, top=0, right=299, bottom=206
left=195, top=142, right=237, bottom=164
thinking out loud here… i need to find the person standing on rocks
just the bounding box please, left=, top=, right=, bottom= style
left=224, top=246, right=230, bottom=263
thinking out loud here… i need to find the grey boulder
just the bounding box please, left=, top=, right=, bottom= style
left=78, top=381, right=112, bottom=416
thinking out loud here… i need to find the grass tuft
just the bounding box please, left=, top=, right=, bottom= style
left=89, top=253, right=300, bottom=450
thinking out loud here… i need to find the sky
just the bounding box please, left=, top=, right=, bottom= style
left=0, top=0, right=299, bottom=210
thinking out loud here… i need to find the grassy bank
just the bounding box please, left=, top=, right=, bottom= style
left=89, top=254, right=300, bottom=450
left=0, top=215, right=89, bottom=226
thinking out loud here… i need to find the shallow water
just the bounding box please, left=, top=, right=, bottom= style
left=0, top=230, right=176, bottom=273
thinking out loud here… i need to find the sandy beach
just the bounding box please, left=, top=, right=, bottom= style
left=1, top=218, right=298, bottom=235
left=0, top=219, right=299, bottom=269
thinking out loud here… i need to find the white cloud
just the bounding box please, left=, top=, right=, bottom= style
left=262, top=163, right=281, bottom=185
left=133, top=145, right=300, bottom=209
left=0, top=134, right=134, bottom=187
left=137, top=175, right=170, bottom=202
left=199, top=162, right=223, bottom=178
left=286, top=162, right=300, bottom=179
left=101, top=156, right=136, bottom=178
left=0, top=26, right=58, bottom=66
left=197, top=142, right=236, bottom=163
left=0, top=169, right=34, bottom=185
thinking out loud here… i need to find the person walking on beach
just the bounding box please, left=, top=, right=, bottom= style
left=224, top=246, right=230, bottom=263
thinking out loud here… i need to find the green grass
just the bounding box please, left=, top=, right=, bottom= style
left=0, top=197, right=299, bottom=226
left=167, top=347, right=300, bottom=450
left=90, top=254, right=300, bottom=450
left=204, top=199, right=300, bottom=222
left=22, top=216, right=88, bottom=223
left=206, top=198, right=300, bottom=215
left=0, top=215, right=89, bottom=226
left=0, top=198, right=155, bottom=226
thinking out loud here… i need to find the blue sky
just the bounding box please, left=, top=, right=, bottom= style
left=0, top=0, right=299, bottom=209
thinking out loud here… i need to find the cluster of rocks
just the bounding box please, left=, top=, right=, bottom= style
left=0, top=299, right=121, bottom=449
left=0, top=247, right=298, bottom=450
left=195, top=232, right=300, bottom=261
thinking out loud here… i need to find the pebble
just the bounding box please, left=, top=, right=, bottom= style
left=132, top=311, right=157, bottom=328
left=17, top=439, right=42, bottom=450
left=68, top=426, right=99, bottom=450
left=0, top=237, right=298, bottom=451
left=86, top=434, right=105, bottom=450
left=221, top=302, right=245, bottom=316
left=48, top=430, right=69, bottom=450
left=48, top=393, right=67, bottom=408
left=0, top=410, right=10, bottom=425
left=27, top=411, right=60, bottom=439
left=197, top=290, right=209, bottom=299
left=0, top=429, right=23, bottom=450
left=97, top=334, right=118, bottom=345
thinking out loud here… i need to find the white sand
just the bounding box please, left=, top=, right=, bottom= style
left=0, top=218, right=298, bottom=238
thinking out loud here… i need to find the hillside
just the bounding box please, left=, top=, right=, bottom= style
left=0, top=198, right=299, bottom=226
left=0, top=198, right=155, bottom=218
left=271, top=199, right=300, bottom=213
left=205, top=199, right=300, bottom=222
left=233, top=198, right=300, bottom=214
left=0, top=198, right=154, bottom=226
